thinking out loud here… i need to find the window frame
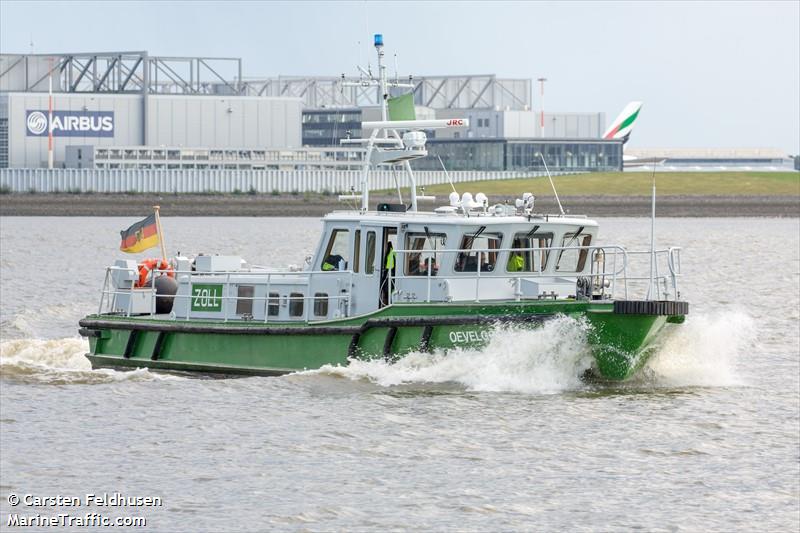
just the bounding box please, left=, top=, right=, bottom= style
left=313, top=292, right=329, bottom=317
left=353, top=230, right=361, bottom=274
left=556, top=232, right=593, bottom=273
left=320, top=228, right=350, bottom=271
left=267, top=292, right=280, bottom=317
left=454, top=231, right=504, bottom=273
left=289, top=292, right=305, bottom=317
left=403, top=231, right=447, bottom=277
left=365, top=231, right=376, bottom=275
left=235, top=285, right=255, bottom=315
left=506, top=232, right=554, bottom=273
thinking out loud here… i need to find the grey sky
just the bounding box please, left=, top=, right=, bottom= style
left=1, top=0, right=798, bottom=153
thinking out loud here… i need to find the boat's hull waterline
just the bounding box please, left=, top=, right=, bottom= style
left=80, top=300, right=687, bottom=381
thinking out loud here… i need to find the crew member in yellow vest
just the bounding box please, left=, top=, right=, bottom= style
left=380, top=242, right=396, bottom=306
left=385, top=242, right=396, bottom=274
left=507, top=240, right=525, bottom=272
left=322, top=254, right=344, bottom=271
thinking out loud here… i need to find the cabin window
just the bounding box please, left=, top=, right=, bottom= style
left=404, top=232, right=446, bottom=276
left=289, top=292, right=305, bottom=317
left=321, top=229, right=350, bottom=271
left=267, top=292, right=280, bottom=317
left=556, top=233, right=593, bottom=272
left=313, top=293, right=329, bottom=317
left=507, top=232, right=553, bottom=273
left=235, top=285, right=254, bottom=315
left=455, top=230, right=503, bottom=272
left=353, top=230, right=361, bottom=274
left=365, top=231, right=376, bottom=274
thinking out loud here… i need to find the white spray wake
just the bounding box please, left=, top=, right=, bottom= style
left=0, top=338, right=177, bottom=385
left=313, top=311, right=754, bottom=393
left=641, top=310, right=754, bottom=387
left=316, top=316, right=595, bottom=394
left=0, top=312, right=753, bottom=389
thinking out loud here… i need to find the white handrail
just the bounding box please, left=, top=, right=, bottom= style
left=97, top=243, right=683, bottom=319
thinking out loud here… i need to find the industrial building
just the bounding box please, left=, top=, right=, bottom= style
left=416, top=138, right=621, bottom=172
left=1, top=51, right=621, bottom=173
left=0, top=91, right=302, bottom=168
left=0, top=52, right=302, bottom=169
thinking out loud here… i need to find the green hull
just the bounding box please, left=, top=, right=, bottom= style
left=80, top=300, right=687, bottom=381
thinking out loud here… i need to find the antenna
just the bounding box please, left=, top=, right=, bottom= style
left=538, top=153, right=564, bottom=215
left=391, top=166, right=404, bottom=203
left=357, top=40, right=362, bottom=73
left=646, top=161, right=657, bottom=300
left=437, top=155, right=458, bottom=194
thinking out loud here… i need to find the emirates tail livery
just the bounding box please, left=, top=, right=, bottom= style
left=603, top=101, right=665, bottom=168
left=603, top=101, right=643, bottom=143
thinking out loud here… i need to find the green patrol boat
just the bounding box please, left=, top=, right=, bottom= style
left=79, top=35, right=687, bottom=381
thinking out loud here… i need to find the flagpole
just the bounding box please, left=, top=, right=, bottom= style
left=153, top=205, right=168, bottom=262
left=48, top=57, right=54, bottom=170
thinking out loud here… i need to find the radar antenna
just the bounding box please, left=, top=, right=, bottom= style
left=338, top=34, right=469, bottom=212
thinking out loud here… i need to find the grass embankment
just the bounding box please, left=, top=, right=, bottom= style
left=418, top=172, right=800, bottom=197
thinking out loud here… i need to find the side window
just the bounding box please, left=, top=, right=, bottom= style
left=556, top=233, right=592, bottom=272
left=267, top=292, right=279, bottom=317
left=289, top=292, right=304, bottom=317
left=353, top=230, right=361, bottom=274
left=313, top=293, right=328, bottom=317
left=321, top=229, right=350, bottom=271
left=507, top=232, right=553, bottom=273
left=455, top=231, right=502, bottom=272
left=365, top=231, right=376, bottom=274
left=235, top=285, right=254, bottom=315
left=404, top=232, right=446, bottom=276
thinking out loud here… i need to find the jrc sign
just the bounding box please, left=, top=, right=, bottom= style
left=25, top=110, right=114, bottom=137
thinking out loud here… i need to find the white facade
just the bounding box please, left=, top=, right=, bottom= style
left=434, top=109, right=605, bottom=140
left=1, top=92, right=143, bottom=168
left=0, top=92, right=302, bottom=168
left=146, top=95, right=301, bottom=150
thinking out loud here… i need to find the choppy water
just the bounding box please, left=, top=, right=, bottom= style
left=1, top=216, right=798, bottom=532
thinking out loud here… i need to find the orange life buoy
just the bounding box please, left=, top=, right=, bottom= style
left=136, top=258, right=174, bottom=288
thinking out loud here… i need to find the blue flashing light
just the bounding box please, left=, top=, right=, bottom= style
left=374, top=34, right=383, bottom=47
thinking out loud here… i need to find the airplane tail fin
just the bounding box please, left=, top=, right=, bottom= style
left=603, top=101, right=642, bottom=143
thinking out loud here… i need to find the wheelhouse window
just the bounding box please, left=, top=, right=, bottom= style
left=507, top=232, right=553, bottom=273
left=556, top=231, right=592, bottom=272
left=455, top=228, right=502, bottom=272
left=404, top=232, right=446, bottom=276
left=321, top=229, right=350, bottom=271
left=365, top=231, right=376, bottom=274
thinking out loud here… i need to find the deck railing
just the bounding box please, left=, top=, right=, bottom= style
left=388, top=244, right=682, bottom=304
left=97, top=244, right=682, bottom=320
left=98, top=267, right=354, bottom=322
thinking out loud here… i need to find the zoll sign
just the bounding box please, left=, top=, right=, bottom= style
left=26, top=110, right=114, bottom=137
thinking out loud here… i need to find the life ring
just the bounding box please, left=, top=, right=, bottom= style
left=136, top=258, right=174, bottom=288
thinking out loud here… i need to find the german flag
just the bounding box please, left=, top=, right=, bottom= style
left=120, top=214, right=159, bottom=253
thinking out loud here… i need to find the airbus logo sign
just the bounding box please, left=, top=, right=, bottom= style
left=26, top=111, right=48, bottom=135
left=25, top=110, right=114, bottom=137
